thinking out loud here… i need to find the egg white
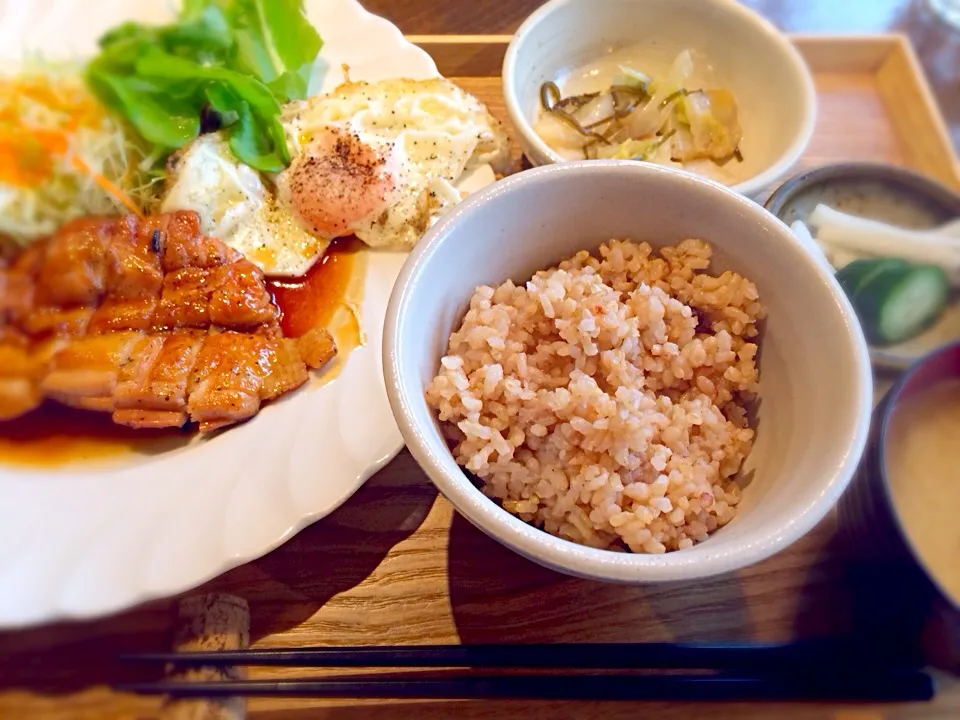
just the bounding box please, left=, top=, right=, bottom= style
left=161, top=135, right=328, bottom=278
left=279, top=78, right=510, bottom=250
left=161, top=78, right=510, bottom=276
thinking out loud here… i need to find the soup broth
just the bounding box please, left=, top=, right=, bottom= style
left=886, top=378, right=960, bottom=605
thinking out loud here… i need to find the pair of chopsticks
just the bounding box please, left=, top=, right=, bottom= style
left=118, top=641, right=936, bottom=701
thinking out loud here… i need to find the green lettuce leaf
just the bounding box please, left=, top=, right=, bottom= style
left=84, top=0, right=320, bottom=173
left=160, top=5, right=233, bottom=55
left=228, top=0, right=322, bottom=98
left=95, top=74, right=200, bottom=149
left=135, top=49, right=288, bottom=171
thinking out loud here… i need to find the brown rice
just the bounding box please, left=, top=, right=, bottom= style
left=425, top=239, right=764, bottom=553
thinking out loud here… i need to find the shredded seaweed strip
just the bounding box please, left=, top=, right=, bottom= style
left=539, top=81, right=610, bottom=144
left=643, top=128, right=676, bottom=160
left=715, top=146, right=745, bottom=167
left=556, top=93, right=599, bottom=112
left=539, top=81, right=561, bottom=111
left=582, top=86, right=648, bottom=132
left=658, top=88, right=692, bottom=110
left=538, top=72, right=743, bottom=168
left=609, top=84, right=649, bottom=96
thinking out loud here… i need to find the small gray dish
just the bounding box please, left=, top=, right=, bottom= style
left=765, top=162, right=960, bottom=372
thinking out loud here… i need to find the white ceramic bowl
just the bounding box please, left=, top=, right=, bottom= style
left=384, top=161, right=872, bottom=583
left=503, top=0, right=816, bottom=198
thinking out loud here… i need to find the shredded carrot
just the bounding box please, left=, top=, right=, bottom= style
left=0, top=65, right=154, bottom=244
left=0, top=130, right=61, bottom=187
left=70, top=155, right=143, bottom=219
left=29, top=129, right=70, bottom=155
left=0, top=149, right=28, bottom=186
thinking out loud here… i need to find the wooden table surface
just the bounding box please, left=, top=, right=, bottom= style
left=3, top=1, right=960, bottom=719
left=369, top=0, right=960, bottom=152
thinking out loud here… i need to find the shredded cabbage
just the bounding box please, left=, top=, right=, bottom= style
left=0, top=60, right=160, bottom=246
left=612, top=65, right=651, bottom=89
left=534, top=49, right=743, bottom=179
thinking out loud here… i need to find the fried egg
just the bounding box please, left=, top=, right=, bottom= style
left=161, top=134, right=328, bottom=278
left=278, top=78, right=510, bottom=251
left=161, top=78, right=510, bottom=277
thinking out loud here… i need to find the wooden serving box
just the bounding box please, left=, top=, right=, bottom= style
left=240, top=33, right=958, bottom=717
left=417, top=33, right=960, bottom=194
left=3, top=34, right=959, bottom=720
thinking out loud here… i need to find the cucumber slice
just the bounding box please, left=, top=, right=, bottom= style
left=851, top=263, right=949, bottom=345
left=835, top=258, right=908, bottom=298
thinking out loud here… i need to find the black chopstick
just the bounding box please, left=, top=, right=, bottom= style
left=122, top=640, right=922, bottom=671
left=116, top=670, right=936, bottom=701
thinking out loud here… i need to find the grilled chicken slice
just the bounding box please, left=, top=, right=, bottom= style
left=188, top=332, right=273, bottom=432
left=0, top=329, right=45, bottom=420
left=35, top=328, right=334, bottom=432
left=208, top=262, right=279, bottom=327
left=155, top=261, right=278, bottom=330
left=18, top=306, right=93, bottom=337
left=34, top=217, right=122, bottom=307
left=295, top=326, right=339, bottom=370
left=0, top=211, right=339, bottom=432
left=184, top=327, right=335, bottom=432
left=6, top=210, right=276, bottom=338
left=113, top=331, right=205, bottom=429
left=88, top=296, right=159, bottom=334
left=41, top=331, right=150, bottom=412
left=148, top=211, right=242, bottom=271
left=1, top=246, right=40, bottom=326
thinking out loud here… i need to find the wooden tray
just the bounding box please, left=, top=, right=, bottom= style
left=417, top=33, right=960, bottom=193
left=3, top=34, right=959, bottom=720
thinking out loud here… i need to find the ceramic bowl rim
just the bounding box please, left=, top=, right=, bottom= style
left=764, top=161, right=960, bottom=219
left=384, top=160, right=873, bottom=583
left=876, top=339, right=960, bottom=611
left=501, top=0, right=817, bottom=198
left=764, top=161, right=960, bottom=371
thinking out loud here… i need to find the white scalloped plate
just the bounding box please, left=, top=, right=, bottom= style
left=0, top=0, right=437, bottom=628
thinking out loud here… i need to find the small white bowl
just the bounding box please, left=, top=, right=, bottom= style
left=384, top=161, right=872, bottom=583
left=502, top=0, right=816, bottom=198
